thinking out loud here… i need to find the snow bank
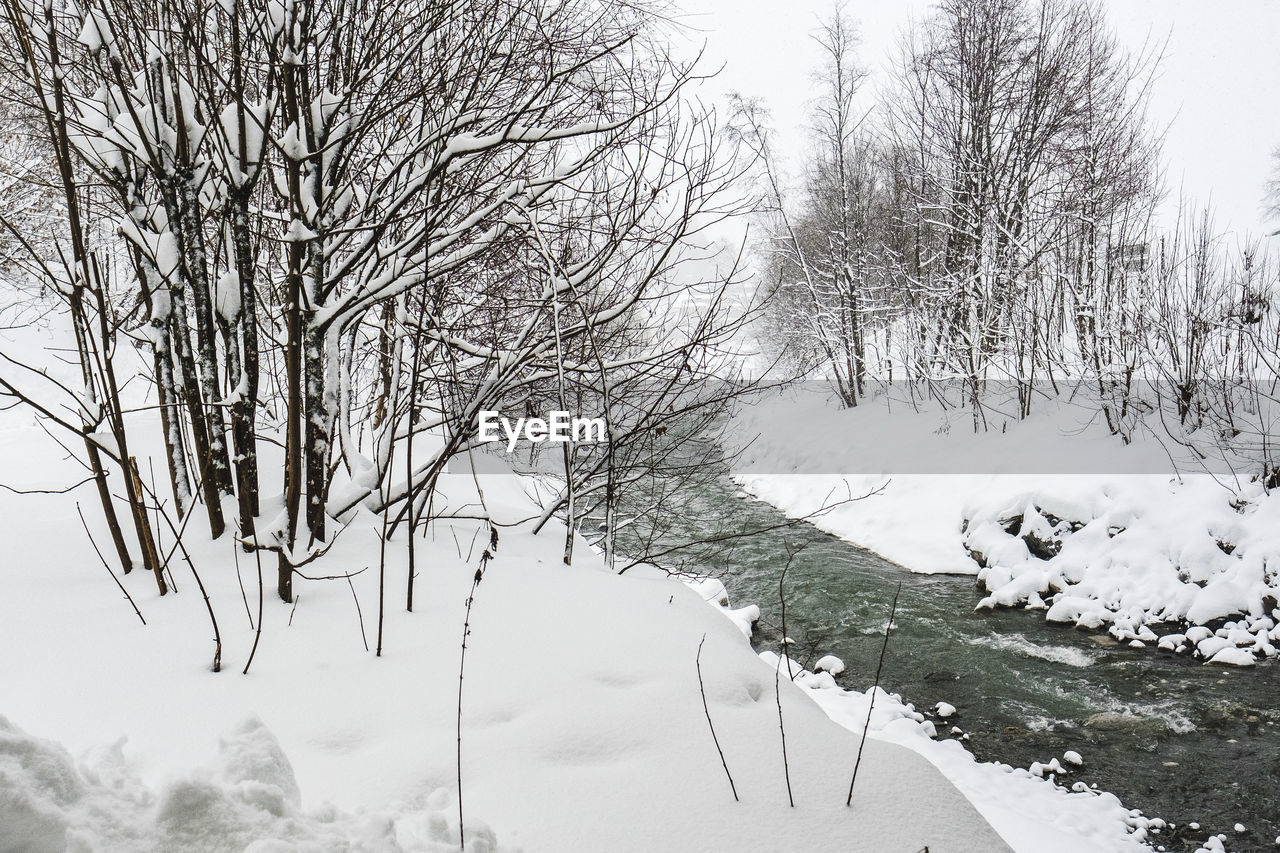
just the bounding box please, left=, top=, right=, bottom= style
left=693, top=590, right=1164, bottom=853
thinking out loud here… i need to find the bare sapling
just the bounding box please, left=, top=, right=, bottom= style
left=845, top=582, right=903, bottom=806
left=696, top=633, right=740, bottom=803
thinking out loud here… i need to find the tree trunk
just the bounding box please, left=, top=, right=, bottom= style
left=176, top=178, right=235, bottom=503
left=304, top=319, right=330, bottom=541
left=279, top=250, right=304, bottom=602
left=170, top=283, right=226, bottom=538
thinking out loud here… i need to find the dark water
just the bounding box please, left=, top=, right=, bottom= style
left=626, top=467, right=1280, bottom=852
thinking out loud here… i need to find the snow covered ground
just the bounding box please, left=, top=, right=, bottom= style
left=728, top=386, right=1280, bottom=668
left=0, top=298, right=1210, bottom=853
left=0, top=384, right=1185, bottom=852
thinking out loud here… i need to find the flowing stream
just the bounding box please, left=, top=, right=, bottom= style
left=626, top=464, right=1280, bottom=852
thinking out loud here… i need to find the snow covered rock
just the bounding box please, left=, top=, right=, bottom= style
left=1209, top=646, right=1257, bottom=667
left=687, top=577, right=730, bottom=607
left=813, top=654, right=845, bottom=675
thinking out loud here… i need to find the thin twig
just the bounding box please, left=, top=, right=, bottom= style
left=775, top=544, right=801, bottom=807
left=348, top=572, right=369, bottom=652
left=169, top=526, right=222, bottom=672
left=458, top=540, right=494, bottom=850
left=233, top=523, right=254, bottom=629
left=696, top=633, right=739, bottom=803
left=134, top=481, right=226, bottom=672
left=1, top=475, right=94, bottom=494
left=846, top=582, right=903, bottom=807
left=293, top=567, right=369, bottom=581
left=76, top=502, right=145, bottom=625
left=243, top=542, right=265, bottom=675
left=146, top=460, right=176, bottom=593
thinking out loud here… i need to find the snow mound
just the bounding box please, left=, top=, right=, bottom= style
left=684, top=574, right=761, bottom=637
left=813, top=654, right=845, bottom=675
left=0, top=714, right=502, bottom=853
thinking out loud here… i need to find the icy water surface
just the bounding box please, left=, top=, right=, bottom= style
left=628, top=468, right=1280, bottom=852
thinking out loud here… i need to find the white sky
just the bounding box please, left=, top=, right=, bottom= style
left=675, top=0, right=1280, bottom=242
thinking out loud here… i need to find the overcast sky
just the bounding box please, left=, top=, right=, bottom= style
left=676, top=0, right=1280, bottom=243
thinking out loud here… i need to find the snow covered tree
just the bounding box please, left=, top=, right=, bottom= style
left=892, top=0, right=1163, bottom=407
left=0, top=0, right=753, bottom=603
left=733, top=8, right=898, bottom=408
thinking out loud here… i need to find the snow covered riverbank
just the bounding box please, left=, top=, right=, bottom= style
left=728, top=387, right=1280, bottom=668
left=0, top=393, right=1182, bottom=852
left=692, top=577, right=1172, bottom=853
left=1, top=403, right=1016, bottom=853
